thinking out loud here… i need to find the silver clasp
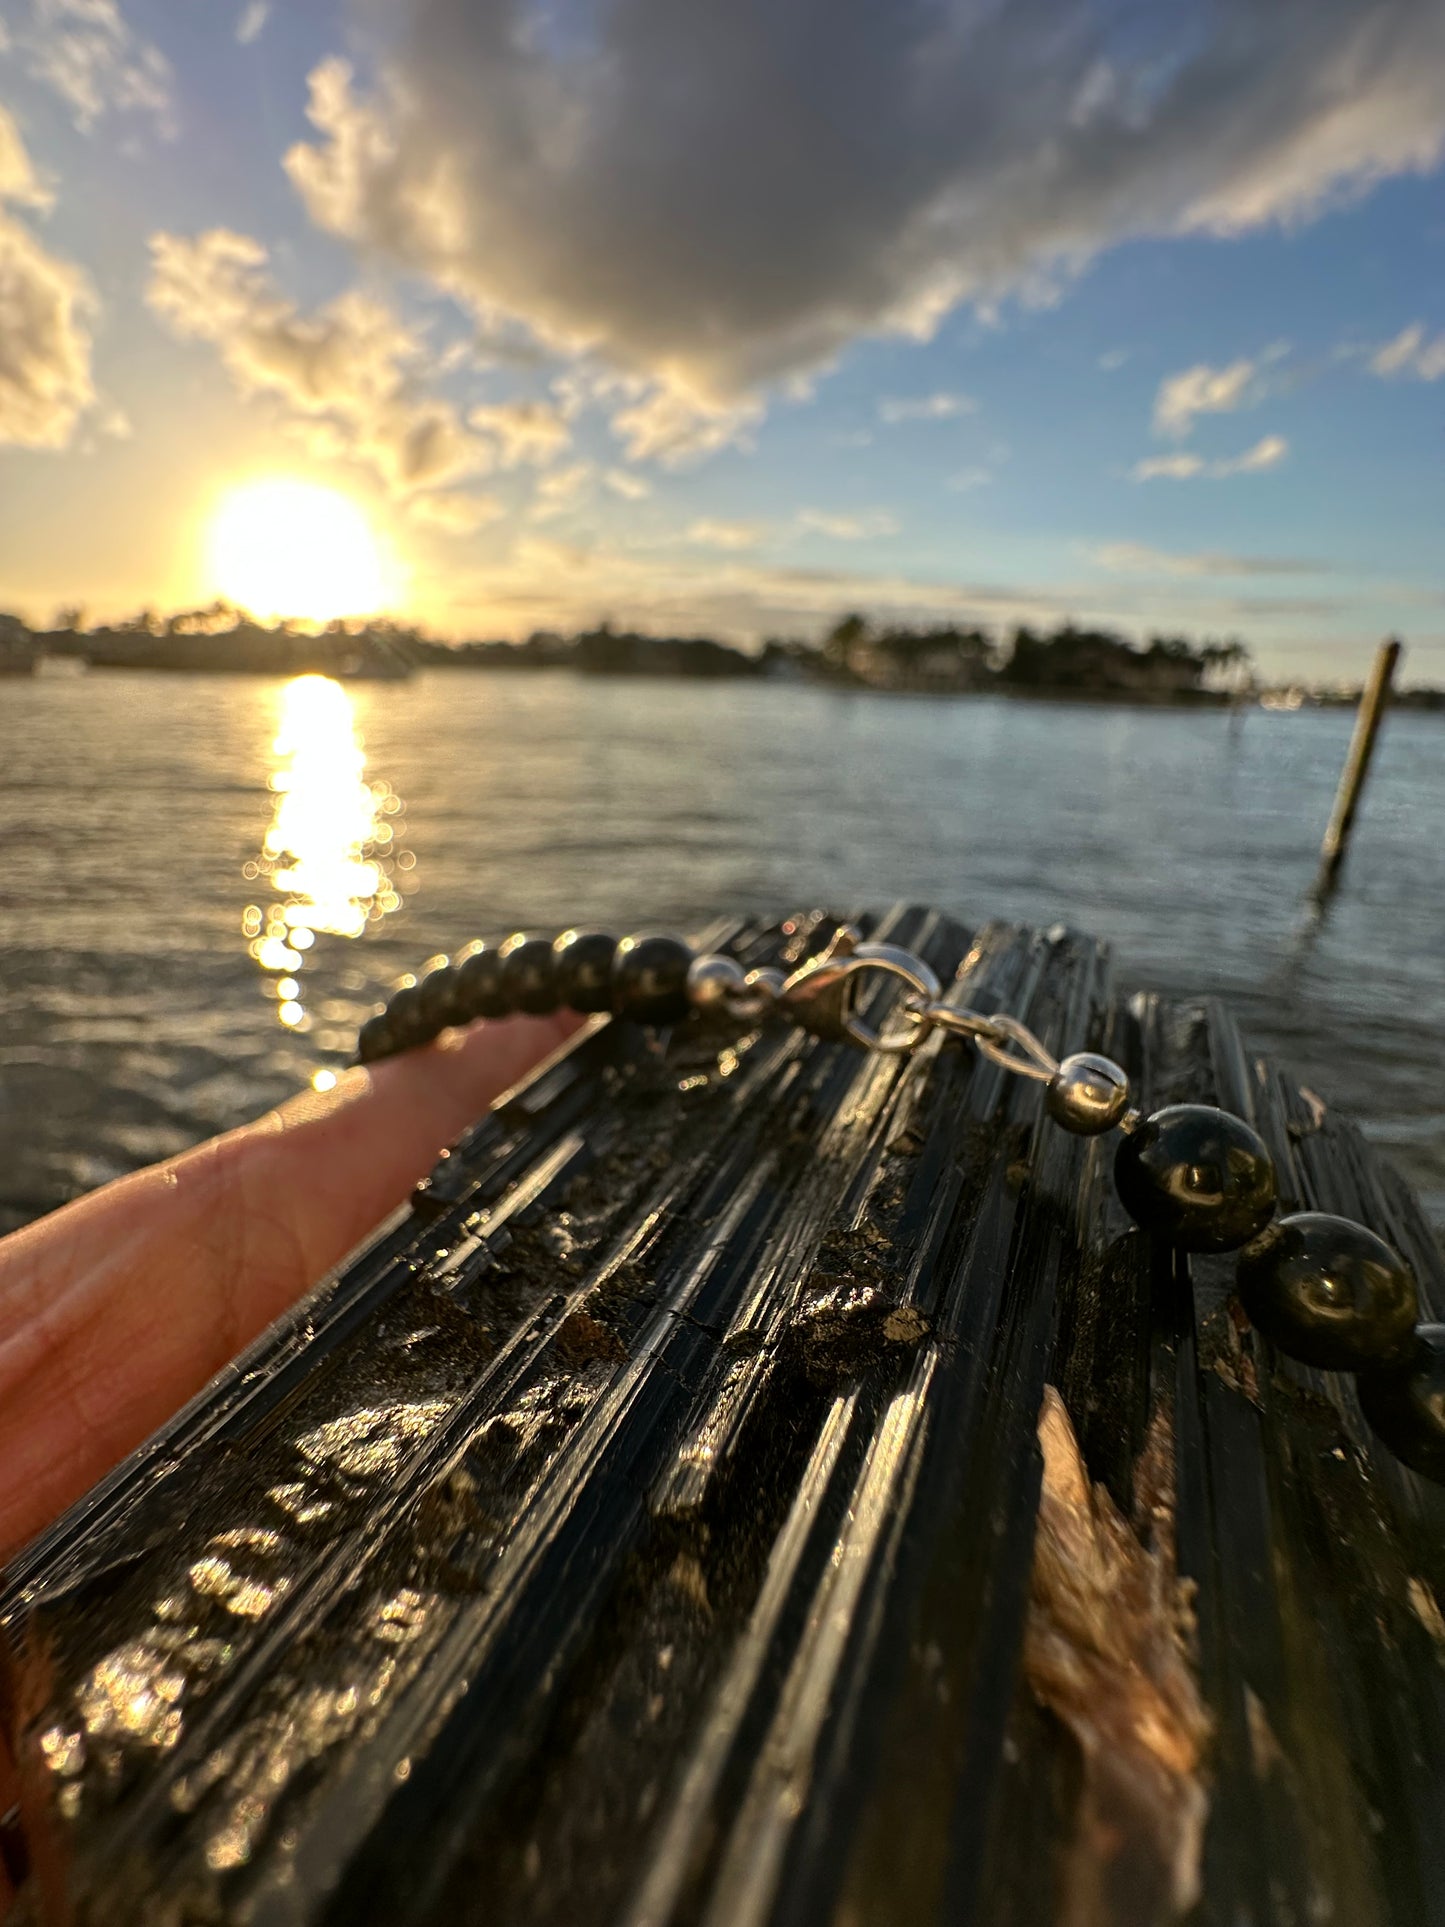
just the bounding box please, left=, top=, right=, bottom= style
left=777, top=925, right=942, bottom=1054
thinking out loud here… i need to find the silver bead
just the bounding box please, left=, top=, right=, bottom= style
left=1044, top=1052, right=1131, bottom=1135
left=687, top=953, right=747, bottom=1010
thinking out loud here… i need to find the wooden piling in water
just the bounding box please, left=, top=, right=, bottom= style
left=1317, top=636, right=1401, bottom=891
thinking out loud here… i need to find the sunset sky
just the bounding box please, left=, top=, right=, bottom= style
left=2, top=0, right=1443, bottom=680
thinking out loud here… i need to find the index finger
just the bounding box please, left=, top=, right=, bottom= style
left=0, top=1012, right=581, bottom=1561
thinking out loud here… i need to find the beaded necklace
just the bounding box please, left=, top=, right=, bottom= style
left=356, top=919, right=1445, bottom=1485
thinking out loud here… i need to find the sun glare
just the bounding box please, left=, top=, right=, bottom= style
left=208, top=479, right=388, bottom=622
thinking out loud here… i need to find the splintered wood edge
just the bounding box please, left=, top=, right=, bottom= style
left=1024, top=1386, right=1210, bottom=1927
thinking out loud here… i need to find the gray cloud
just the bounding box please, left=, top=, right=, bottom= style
left=0, top=107, right=95, bottom=448
left=284, top=0, right=1445, bottom=407
left=1092, top=542, right=1330, bottom=577
left=429, top=540, right=1375, bottom=656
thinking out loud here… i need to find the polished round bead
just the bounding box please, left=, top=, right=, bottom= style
left=1114, top=1103, right=1278, bottom=1252
left=453, top=945, right=511, bottom=1021
left=1045, top=1053, right=1131, bottom=1136
left=500, top=933, right=562, bottom=1015
left=553, top=930, right=618, bottom=1013
left=1237, top=1213, right=1418, bottom=1371
left=686, top=953, right=747, bottom=1010
left=612, top=934, right=695, bottom=1024
left=357, top=1014, right=395, bottom=1063
left=416, top=962, right=463, bottom=1031
left=1357, top=1324, right=1445, bottom=1482
left=385, top=983, right=432, bottom=1048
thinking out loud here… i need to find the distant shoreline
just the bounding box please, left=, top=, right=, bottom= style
left=14, top=658, right=1445, bottom=713
left=6, top=611, right=1442, bottom=709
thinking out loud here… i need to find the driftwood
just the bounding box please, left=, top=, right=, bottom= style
left=2, top=905, right=1443, bottom=1927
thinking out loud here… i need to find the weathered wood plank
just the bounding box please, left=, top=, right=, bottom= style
left=1, top=906, right=1442, bottom=1926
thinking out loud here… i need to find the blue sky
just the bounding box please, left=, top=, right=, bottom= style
left=1, top=0, right=1443, bottom=681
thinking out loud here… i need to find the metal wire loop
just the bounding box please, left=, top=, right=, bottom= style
left=971, top=1011, right=1059, bottom=1082
left=913, top=1003, right=1058, bottom=1081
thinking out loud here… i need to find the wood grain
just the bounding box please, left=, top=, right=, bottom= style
left=3, top=907, right=1442, bottom=1926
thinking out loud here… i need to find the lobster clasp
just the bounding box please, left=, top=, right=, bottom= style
left=777, top=926, right=942, bottom=1054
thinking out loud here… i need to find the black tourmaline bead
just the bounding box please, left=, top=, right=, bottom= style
left=1114, top=1103, right=1278, bottom=1252
left=416, top=963, right=465, bottom=1031
left=357, top=1014, right=395, bottom=1063
left=1237, top=1212, right=1418, bottom=1370
left=553, top=929, right=618, bottom=1013
left=612, top=934, right=695, bottom=1025
left=385, top=983, right=432, bottom=1049
left=453, top=945, right=512, bottom=1021
left=500, top=934, right=562, bottom=1015
left=1357, top=1324, right=1445, bottom=1482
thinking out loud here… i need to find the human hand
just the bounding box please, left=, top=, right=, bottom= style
left=0, top=1013, right=581, bottom=1566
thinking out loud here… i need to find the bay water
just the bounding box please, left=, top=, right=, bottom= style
left=2, top=669, right=1441, bottom=1232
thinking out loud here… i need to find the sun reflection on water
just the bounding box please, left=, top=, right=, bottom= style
left=245, top=675, right=410, bottom=1034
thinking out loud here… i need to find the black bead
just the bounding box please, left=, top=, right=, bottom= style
left=1237, top=1213, right=1418, bottom=1371
left=500, top=933, right=562, bottom=1015
left=385, top=983, right=432, bottom=1049
left=1114, top=1104, right=1278, bottom=1252
left=357, top=1014, right=395, bottom=1063
left=453, top=945, right=512, bottom=1021
left=1357, top=1324, right=1445, bottom=1482
left=612, top=934, right=695, bottom=1025
left=416, top=963, right=464, bottom=1031
left=553, top=930, right=618, bottom=1013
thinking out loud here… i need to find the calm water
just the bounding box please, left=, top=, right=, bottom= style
left=2, top=670, right=1442, bottom=1232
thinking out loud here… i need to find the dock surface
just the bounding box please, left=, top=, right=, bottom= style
left=3, top=906, right=1444, bottom=1926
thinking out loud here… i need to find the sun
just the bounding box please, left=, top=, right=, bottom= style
left=207, top=479, right=389, bottom=622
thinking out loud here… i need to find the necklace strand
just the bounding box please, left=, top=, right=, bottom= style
left=354, top=918, right=1445, bottom=1486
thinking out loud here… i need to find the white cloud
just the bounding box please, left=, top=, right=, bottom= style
left=1229, top=433, right=1289, bottom=472
left=1131, top=434, right=1288, bottom=480
left=466, top=398, right=569, bottom=466
left=946, top=466, right=994, bottom=491
left=280, top=5, right=1445, bottom=415
left=1153, top=358, right=1260, bottom=437
left=0, top=107, right=95, bottom=449
left=877, top=392, right=975, bottom=424
left=531, top=460, right=593, bottom=519
left=1131, top=451, right=1207, bottom=480
left=687, top=518, right=767, bottom=550
left=236, top=1, right=269, bottom=46
left=683, top=507, right=898, bottom=548
left=1098, top=348, right=1130, bottom=371
left=12, top=0, right=173, bottom=135
left=796, top=509, right=899, bottom=540
left=1370, top=321, right=1445, bottom=380
left=609, top=387, right=761, bottom=466
left=603, top=467, right=650, bottom=500
left=407, top=491, right=503, bottom=534
left=146, top=229, right=490, bottom=504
